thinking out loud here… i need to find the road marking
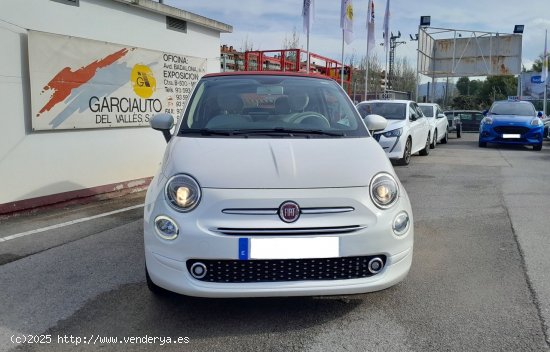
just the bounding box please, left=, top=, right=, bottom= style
left=0, top=204, right=144, bottom=242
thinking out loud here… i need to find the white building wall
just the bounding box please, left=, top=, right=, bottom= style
left=0, top=0, right=222, bottom=206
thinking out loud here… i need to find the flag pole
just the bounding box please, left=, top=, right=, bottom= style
left=341, top=29, right=345, bottom=88
left=384, top=43, right=389, bottom=93
left=365, top=48, right=370, bottom=101
left=306, top=29, right=310, bottom=73
left=544, top=29, right=548, bottom=116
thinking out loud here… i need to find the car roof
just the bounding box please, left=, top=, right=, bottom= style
left=358, top=99, right=412, bottom=104
left=444, top=110, right=482, bottom=113
left=418, top=103, right=438, bottom=107
left=202, top=71, right=332, bottom=81
left=492, top=100, right=534, bottom=105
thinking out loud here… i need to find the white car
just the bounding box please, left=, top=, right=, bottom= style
left=144, top=72, right=414, bottom=298
left=418, top=103, right=449, bottom=148
left=357, top=100, right=432, bottom=165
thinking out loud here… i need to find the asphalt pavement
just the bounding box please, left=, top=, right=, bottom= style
left=1, top=133, right=550, bottom=352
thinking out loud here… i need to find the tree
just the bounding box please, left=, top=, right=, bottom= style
left=456, top=77, right=481, bottom=96
left=389, top=57, right=417, bottom=95
left=478, top=75, right=517, bottom=106
left=240, top=35, right=256, bottom=52
left=281, top=27, right=301, bottom=49
left=531, top=54, right=546, bottom=72
left=452, top=95, right=482, bottom=110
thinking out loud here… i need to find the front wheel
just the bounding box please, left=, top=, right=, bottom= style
left=533, top=143, right=543, bottom=151
left=441, top=131, right=448, bottom=144
left=419, top=133, right=430, bottom=156
left=430, top=130, right=437, bottom=149
left=478, top=140, right=487, bottom=148
left=397, top=138, right=412, bottom=165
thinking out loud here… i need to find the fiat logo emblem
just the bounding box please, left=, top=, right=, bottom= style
left=279, top=201, right=300, bottom=223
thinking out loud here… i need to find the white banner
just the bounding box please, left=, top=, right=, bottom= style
left=29, top=31, right=207, bottom=130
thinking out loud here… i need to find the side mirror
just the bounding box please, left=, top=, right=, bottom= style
left=150, top=113, right=174, bottom=142
left=409, top=115, right=417, bottom=121
left=482, top=110, right=488, bottom=116
left=437, top=113, right=446, bottom=119
left=364, top=114, right=388, bottom=133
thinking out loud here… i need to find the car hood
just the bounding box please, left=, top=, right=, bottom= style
left=490, top=115, right=535, bottom=125
left=161, top=136, right=393, bottom=188
left=375, top=120, right=406, bottom=133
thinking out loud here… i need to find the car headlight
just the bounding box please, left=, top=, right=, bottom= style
left=482, top=117, right=493, bottom=125
left=383, top=128, right=402, bottom=138
left=531, top=119, right=543, bottom=126
left=165, top=174, right=201, bottom=212
left=370, top=172, right=399, bottom=209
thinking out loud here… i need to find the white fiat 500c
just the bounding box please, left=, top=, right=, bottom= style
left=144, top=72, right=414, bottom=298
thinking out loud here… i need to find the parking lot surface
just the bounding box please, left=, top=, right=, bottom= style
left=1, top=134, right=550, bottom=351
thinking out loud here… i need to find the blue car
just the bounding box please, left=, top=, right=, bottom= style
left=479, top=100, right=544, bottom=151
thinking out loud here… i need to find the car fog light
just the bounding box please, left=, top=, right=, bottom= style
left=368, top=257, right=384, bottom=274
left=190, top=262, right=207, bottom=279
left=393, top=212, right=410, bottom=236
left=154, top=215, right=179, bottom=240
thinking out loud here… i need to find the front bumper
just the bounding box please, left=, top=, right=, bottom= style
left=373, top=134, right=405, bottom=160
left=479, top=124, right=543, bottom=145
left=144, top=182, right=414, bottom=298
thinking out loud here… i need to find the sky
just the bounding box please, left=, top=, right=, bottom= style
left=165, top=0, right=550, bottom=79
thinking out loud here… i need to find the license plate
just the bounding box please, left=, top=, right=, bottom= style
left=242, top=237, right=339, bottom=260
left=503, top=134, right=520, bottom=138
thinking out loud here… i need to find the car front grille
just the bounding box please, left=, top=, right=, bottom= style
left=186, top=255, right=386, bottom=283
left=214, top=225, right=366, bottom=236
left=493, top=126, right=530, bottom=134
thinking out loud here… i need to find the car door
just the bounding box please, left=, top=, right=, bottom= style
left=435, top=105, right=448, bottom=140
left=408, top=102, right=426, bottom=153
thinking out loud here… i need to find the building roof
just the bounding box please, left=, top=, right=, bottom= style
left=111, top=0, right=232, bottom=33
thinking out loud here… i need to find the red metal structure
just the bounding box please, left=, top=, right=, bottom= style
left=243, top=49, right=352, bottom=94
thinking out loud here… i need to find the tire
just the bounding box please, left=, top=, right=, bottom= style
left=441, top=131, right=448, bottom=144
left=430, top=130, right=437, bottom=149
left=397, top=138, right=412, bottom=165
left=478, top=140, right=487, bottom=148
left=146, top=265, right=169, bottom=295
left=457, top=125, right=462, bottom=138
left=419, top=133, right=430, bottom=156
left=533, top=143, right=543, bottom=151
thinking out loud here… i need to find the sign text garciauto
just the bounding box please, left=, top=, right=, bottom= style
left=29, top=31, right=207, bottom=130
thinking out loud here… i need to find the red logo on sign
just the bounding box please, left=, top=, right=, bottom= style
left=279, top=201, right=300, bottom=223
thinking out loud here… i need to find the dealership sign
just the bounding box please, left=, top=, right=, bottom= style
left=521, top=71, right=549, bottom=101
left=29, top=31, right=207, bottom=130
left=531, top=75, right=543, bottom=84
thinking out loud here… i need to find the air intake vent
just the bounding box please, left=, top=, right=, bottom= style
left=51, top=0, right=79, bottom=6
left=167, top=16, right=187, bottom=33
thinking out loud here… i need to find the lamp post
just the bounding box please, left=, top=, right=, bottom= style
left=389, top=32, right=406, bottom=90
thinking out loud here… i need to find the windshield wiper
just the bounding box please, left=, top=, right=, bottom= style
left=181, top=128, right=234, bottom=136
left=232, top=128, right=345, bottom=137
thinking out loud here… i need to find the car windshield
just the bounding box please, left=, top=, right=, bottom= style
left=177, top=75, right=367, bottom=138
left=490, top=102, right=536, bottom=116
left=419, top=105, right=434, bottom=117
left=357, top=102, right=406, bottom=120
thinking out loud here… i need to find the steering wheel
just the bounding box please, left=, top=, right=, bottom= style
left=289, top=112, right=331, bottom=128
